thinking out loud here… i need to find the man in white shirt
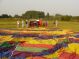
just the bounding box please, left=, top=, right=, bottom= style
left=17, top=20, right=20, bottom=28
left=22, top=20, right=24, bottom=28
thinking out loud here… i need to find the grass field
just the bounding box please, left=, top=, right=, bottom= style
left=48, top=21, right=79, bottom=31
left=0, top=18, right=79, bottom=31
left=0, top=18, right=79, bottom=59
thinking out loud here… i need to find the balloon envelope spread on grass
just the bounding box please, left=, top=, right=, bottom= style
left=0, top=41, right=17, bottom=58
left=59, top=52, right=79, bottom=59
left=15, top=41, right=54, bottom=53
left=0, top=29, right=79, bottom=59
left=19, top=42, right=53, bottom=49
left=31, top=56, right=50, bottom=59
left=64, top=43, right=79, bottom=54
left=15, top=46, right=48, bottom=52
left=11, top=41, right=55, bottom=59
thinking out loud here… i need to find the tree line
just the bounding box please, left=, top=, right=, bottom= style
left=0, top=10, right=79, bottom=21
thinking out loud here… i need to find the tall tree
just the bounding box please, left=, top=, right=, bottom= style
left=14, top=15, right=20, bottom=18
left=54, top=14, right=62, bottom=20
left=46, top=13, right=50, bottom=20
left=0, top=14, right=12, bottom=18
left=22, top=10, right=45, bottom=19
left=61, top=15, right=72, bottom=21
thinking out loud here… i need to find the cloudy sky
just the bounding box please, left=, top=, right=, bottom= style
left=0, top=0, right=79, bottom=16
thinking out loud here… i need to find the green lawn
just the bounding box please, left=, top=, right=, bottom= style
left=59, top=21, right=79, bottom=31
left=0, top=18, right=22, bottom=28
left=48, top=21, right=79, bottom=31
left=0, top=18, right=79, bottom=31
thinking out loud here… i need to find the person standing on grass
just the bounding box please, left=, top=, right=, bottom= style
left=17, top=20, right=20, bottom=28
left=55, top=20, right=58, bottom=28
left=22, top=20, right=24, bottom=28
left=45, top=21, right=48, bottom=27
left=53, top=20, right=58, bottom=27
left=25, top=20, right=28, bottom=28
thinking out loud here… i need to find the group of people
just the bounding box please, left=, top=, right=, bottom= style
left=17, top=20, right=28, bottom=28
left=17, top=19, right=58, bottom=28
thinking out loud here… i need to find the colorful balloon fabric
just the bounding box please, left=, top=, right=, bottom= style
left=0, top=29, right=79, bottom=59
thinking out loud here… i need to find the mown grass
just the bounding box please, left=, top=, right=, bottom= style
left=59, top=21, right=79, bottom=31
left=48, top=21, right=79, bottom=31
left=0, top=18, right=22, bottom=28
left=0, top=18, right=79, bottom=31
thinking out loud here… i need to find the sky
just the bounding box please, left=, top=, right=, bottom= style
left=0, top=0, right=79, bottom=16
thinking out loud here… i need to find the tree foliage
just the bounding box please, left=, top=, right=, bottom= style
left=0, top=14, right=12, bottom=18
left=0, top=10, right=79, bottom=22
left=14, top=15, right=21, bottom=18
left=61, top=15, right=72, bottom=21
left=45, top=13, right=50, bottom=20
left=22, top=10, right=45, bottom=19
